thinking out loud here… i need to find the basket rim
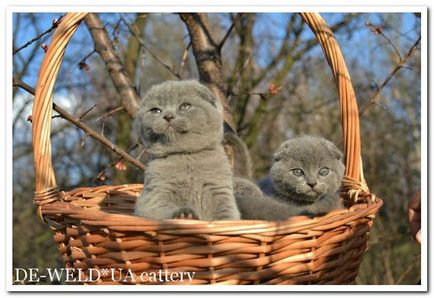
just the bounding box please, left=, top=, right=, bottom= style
left=40, top=183, right=383, bottom=236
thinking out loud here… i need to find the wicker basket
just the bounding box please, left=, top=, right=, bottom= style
left=32, top=12, right=382, bottom=285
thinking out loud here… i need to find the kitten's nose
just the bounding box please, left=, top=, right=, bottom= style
left=163, top=113, right=175, bottom=122
left=307, top=181, right=317, bottom=188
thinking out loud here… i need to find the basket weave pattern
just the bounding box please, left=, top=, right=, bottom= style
left=32, top=12, right=382, bottom=285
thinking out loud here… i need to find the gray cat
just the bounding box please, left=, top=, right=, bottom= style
left=234, top=136, right=345, bottom=220
left=133, top=80, right=240, bottom=221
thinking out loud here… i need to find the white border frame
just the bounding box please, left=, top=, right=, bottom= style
left=5, top=4, right=428, bottom=293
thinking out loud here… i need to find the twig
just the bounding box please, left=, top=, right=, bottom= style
left=12, top=76, right=34, bottom=94
left=92, top=143, right=143, bottom=182
left=100, top=120, right=106, bottom=136
left=242, top=93, right=270, bottom=146
left=177, top=41, right=192, bottom=76
left=80, top=133, right=90, bottom=146
left=380, top=32, right=403, bottom=61
left=226, top=13, right=256, bottom=126
left=79, top=104, right=97, bottom=120
left=12, top=98, right=31, bottom=131
left=94, top=106, right=125, bottom=122
left=13, top=15, right=63, bottom=55
left=359, top=36, right=421, bottom=116
left=55, top=112, right=142, bottom=170
left=395, top=261, right=415, bottom=285
left=13, top=15, right=44, bottom=99
left=111, top=17, right=123, bottom=40
left=120, top=16, right=181, bottom=79
left=218, top=13, right=243, bottom=50
left=226, top=50, right=253, bottom=105
left=77, top=49, right=97, bottom=70
left=12, top=76, right=145, bottom=171
left=366, top=21, right=402, bottom=61
left=84, top=13, right=140, bottom=118
left=252, top=13, right=357, bottom=89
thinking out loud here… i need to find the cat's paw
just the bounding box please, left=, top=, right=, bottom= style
left=233, top=177, right=263, bottom=197
left=172, top=207, right=200, bottom=220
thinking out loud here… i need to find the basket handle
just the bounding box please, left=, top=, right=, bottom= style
left=299, top=13, right=370, bottom=203
left=32, top=12, right=370, bottom=209
left=32, top=13, right=88, bottom=210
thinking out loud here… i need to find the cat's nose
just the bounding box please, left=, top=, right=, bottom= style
left=163, top=113, right=175, bottom=122
left=307, top=181, right=317, bottom=188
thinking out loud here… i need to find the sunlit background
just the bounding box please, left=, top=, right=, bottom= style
left=12, top=12, right=421, bottom=285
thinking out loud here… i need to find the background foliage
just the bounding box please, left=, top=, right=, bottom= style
left=12, top=12, right=421, bottom=285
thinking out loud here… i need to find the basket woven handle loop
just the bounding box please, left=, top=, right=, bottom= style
left=32, top=12, right=370, bottom=210
left=32, top=13, right=88, bottom=211
left=299, top=13, right=370, bottom=203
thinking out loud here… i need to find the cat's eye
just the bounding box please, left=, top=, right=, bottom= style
left=179, top=103, right=192, bottom=111
left=319, top=167, right=330, bottom=176
left=149, top=107, right=162, bottom=114
left=292, top=169, right=304, bottom=176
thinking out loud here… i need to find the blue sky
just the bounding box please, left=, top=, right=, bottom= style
left=13, top=12, right=420, bottom=88
left=12, top=12, right=420, bottom=111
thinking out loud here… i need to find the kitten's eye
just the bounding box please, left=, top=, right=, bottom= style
left=292, top=169, right=304, bottom=176
left=179, top=103, right=191, bottom=111
left=274, top=156, right=281, bottom=162
left=149, top=107, right=162, bottom=114
left=319, top=167, right=330, bottom=176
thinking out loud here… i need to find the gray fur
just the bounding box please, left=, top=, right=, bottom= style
left=234, top=177, right=296, bottom=220
left=234, top=136, right=345, bottom=220
left=134, top=80, right=240, bottom=221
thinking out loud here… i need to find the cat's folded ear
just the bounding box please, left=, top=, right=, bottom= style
left=272, top=141, right=289, bottom=162
left=272, top=151, right=283, bottom=162
left=191, top=81, right=224, bottom=115
left=324, top=140, right=343, bottom=160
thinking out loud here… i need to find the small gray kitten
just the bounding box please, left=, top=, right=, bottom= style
left=235, top=136, right=345, bottom=220
left=134, top=80, right=240, bottom=221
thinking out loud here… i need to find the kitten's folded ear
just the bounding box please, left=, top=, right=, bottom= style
left=272, top=141, right=289, bottom=162
left=272, top=152, right=282, bottom=162
left=192, top=81, right=224, bottom=115
left=325, top=140, right=343, bottom=160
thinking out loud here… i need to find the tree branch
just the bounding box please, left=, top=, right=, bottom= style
left=237, top=13, right=359, bottom=144
left=93, top=143, right=144, bottom=183
left=218, top=13, right=243, bottom=50
left=180, top=13, right=235, bottom=131
left=366, top=21, right=402, bottom=61
left=250, top=13, right=298, bottom=88
left=84, top=13, right=140, bottom=117
left=120, top=15, right=181, bottom=79
left=252, top=13, right=358, bottom=89
left=13, top=15, right=63, bottom=55
left=228, top=14, right=256, bottom=130
left=359, top=36, right=421, bottom=116
left=177, top=41, right=192, bottom=77
left=12, top=76, right=145, bottom=171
